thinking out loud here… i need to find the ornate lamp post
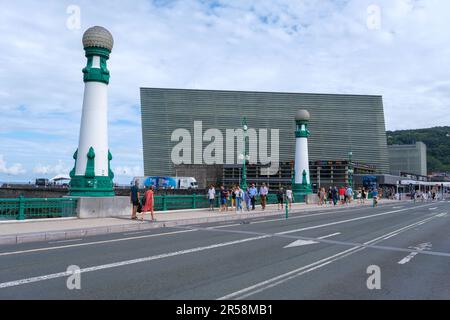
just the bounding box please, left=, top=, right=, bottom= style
left=348, top=151, right=354, bottom=188
left=240, top=117, right=249, bottom=191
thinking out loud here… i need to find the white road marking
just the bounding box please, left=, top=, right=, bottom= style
left=208, top=203, right=433, bottom=233
left=206, top=223, right=242, bottom=229
left=276, top=205, right=433, bottom=235
left=393, top=206, right=404, bottom=209
left=48, top=239, right=83, bottom=244
left=218, top=213, right=443, bottom=300
left=0, top=205, right=413, bottom=256
left=0, top=208, right=441, bottom=291
left=382, top=232, right=400, bottom=240
left=398, top=252, right=418, bottom=264
left=398, top=243, right=432, bottom=265
left=0, top=235, right=271, bottom=289
left=284, top=233, right=341, bottom=248
left=206, top=205, right=402, bottom=230
left=0, top=229, right=198, bottom=257
left=429, top=207, right=438, bottom=210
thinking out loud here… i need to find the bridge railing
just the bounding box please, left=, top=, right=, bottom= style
left=0, top=196, right=78, bottom=221
left=148, top=193, right=302, bottom=211
left=0, top=193, right=304, bottom=220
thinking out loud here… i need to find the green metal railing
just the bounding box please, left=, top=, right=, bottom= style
left=0, top=192, right=305, bottom=220
left=145, top=193, right=304, bottom=211
left=0, top=196, right=78, bottom=220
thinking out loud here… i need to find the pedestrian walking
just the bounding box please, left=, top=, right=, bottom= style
left=332, top=186, right=338, bottom=206
left=259, top=183, right=269, bottom=211
left=130, top=180, right=140, bottom=220
left=357, top=189, right=362, bottom=204
left=372, top=188, right=379, bottom=207
left=286, top=187, right=293, bottom=210
left=361, top=188, right=366, bottom=204
left=346, top=186, right=353, bottom=204
left=327, top=187, right=333, bottom=205
left=319, top=188, right=326, bottom=206
left=142, top=185, right=155, bottom=221
left=277, top=187, right=285, bottom=210
left=243, top=187, right=251, bottom=211
left=339, top=186, right=346, bottom=205
left=220, top=186, right=228, bottom=212
left=207, top=185, right=216, bottom=211
left=235, top=186, right=244, bottom=212
left=249, top=183, right=258, bottom=210
left=231, top=186, right=237, bottom=210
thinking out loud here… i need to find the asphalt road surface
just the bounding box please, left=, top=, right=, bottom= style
left=1, top=200, right=450, bottom=300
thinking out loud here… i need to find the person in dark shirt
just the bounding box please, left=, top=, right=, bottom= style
left=220, top=186, right=229, bottom=212
left=327, top=187, right=333, bottom=205
left=277, top=187, right=285, bottom=210
left=331, top=187, right=338, bottom=206
left=130, top=181, right=140, bottom=220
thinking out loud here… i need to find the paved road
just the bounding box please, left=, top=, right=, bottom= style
left=0, top=200, right=449, bottom=299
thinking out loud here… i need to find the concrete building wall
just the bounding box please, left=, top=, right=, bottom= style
left=140, top=88, right=390, bottom=178
left=388, top=142, right=427, bottom=176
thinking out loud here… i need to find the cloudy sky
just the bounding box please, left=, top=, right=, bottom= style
left=0, top=0, right=449, bottom=184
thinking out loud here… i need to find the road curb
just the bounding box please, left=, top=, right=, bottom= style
left=0, top=201, right=404, bottom=245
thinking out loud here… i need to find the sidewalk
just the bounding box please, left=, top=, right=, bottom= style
left=0, top=200, right=401, bottom=245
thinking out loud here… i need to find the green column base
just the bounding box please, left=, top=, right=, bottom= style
left=69, top=175, right=115, bottom=197
left=293, top=183, right=312, bottom=195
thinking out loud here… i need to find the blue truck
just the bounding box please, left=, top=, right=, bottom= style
left=132, top=176, right=198, bottom=190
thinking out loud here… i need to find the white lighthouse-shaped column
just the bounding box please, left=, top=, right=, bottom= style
left=69, top=26, right=115, bottom=197
left=293, top=109, right=312, bottom=195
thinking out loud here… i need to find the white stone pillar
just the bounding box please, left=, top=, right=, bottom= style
left=69, top=26, right=115, bottom=197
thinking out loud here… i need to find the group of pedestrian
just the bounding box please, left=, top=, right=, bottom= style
left=206, top=183, right=294, bottom=213
left=316, top=186, right=382, bottom=207
left=317, top=186, right=356, bottom=206
left=130, top=180, right=156, bottom=221
left=207, top=185, right=247, bottom=212
left=411, top=190, right=440, bottom=203
left=131, top=180, right=390, bottom=220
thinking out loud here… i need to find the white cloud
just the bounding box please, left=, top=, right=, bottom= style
left=33, top=160, right=71, bottom=176
left=0, top=155, right=26, bottom=175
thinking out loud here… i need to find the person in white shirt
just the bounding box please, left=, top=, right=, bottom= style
left=235, top=187, right=244, bottom=213
left=286, top=188, right=293, bottom=210
left=207, top=185, right=216, bottom=211
left=259, top=183, right=269, bottom=210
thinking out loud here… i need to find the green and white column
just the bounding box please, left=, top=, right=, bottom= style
left=69, top=26, right=115, bottom=197
left=293, top=110, right=312, bottom=195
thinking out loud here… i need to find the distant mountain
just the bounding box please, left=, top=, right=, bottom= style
left=386, top=126, right=450, bottom=173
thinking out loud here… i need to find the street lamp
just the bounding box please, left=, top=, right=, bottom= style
left=348, top=151, right=354, bottom=188
left=240, top=117, right=249, bottom=191
left=317, top=166, right=321, bottom=191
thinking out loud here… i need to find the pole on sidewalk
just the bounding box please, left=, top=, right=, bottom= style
left=285, top=197, right=289, bottom=219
